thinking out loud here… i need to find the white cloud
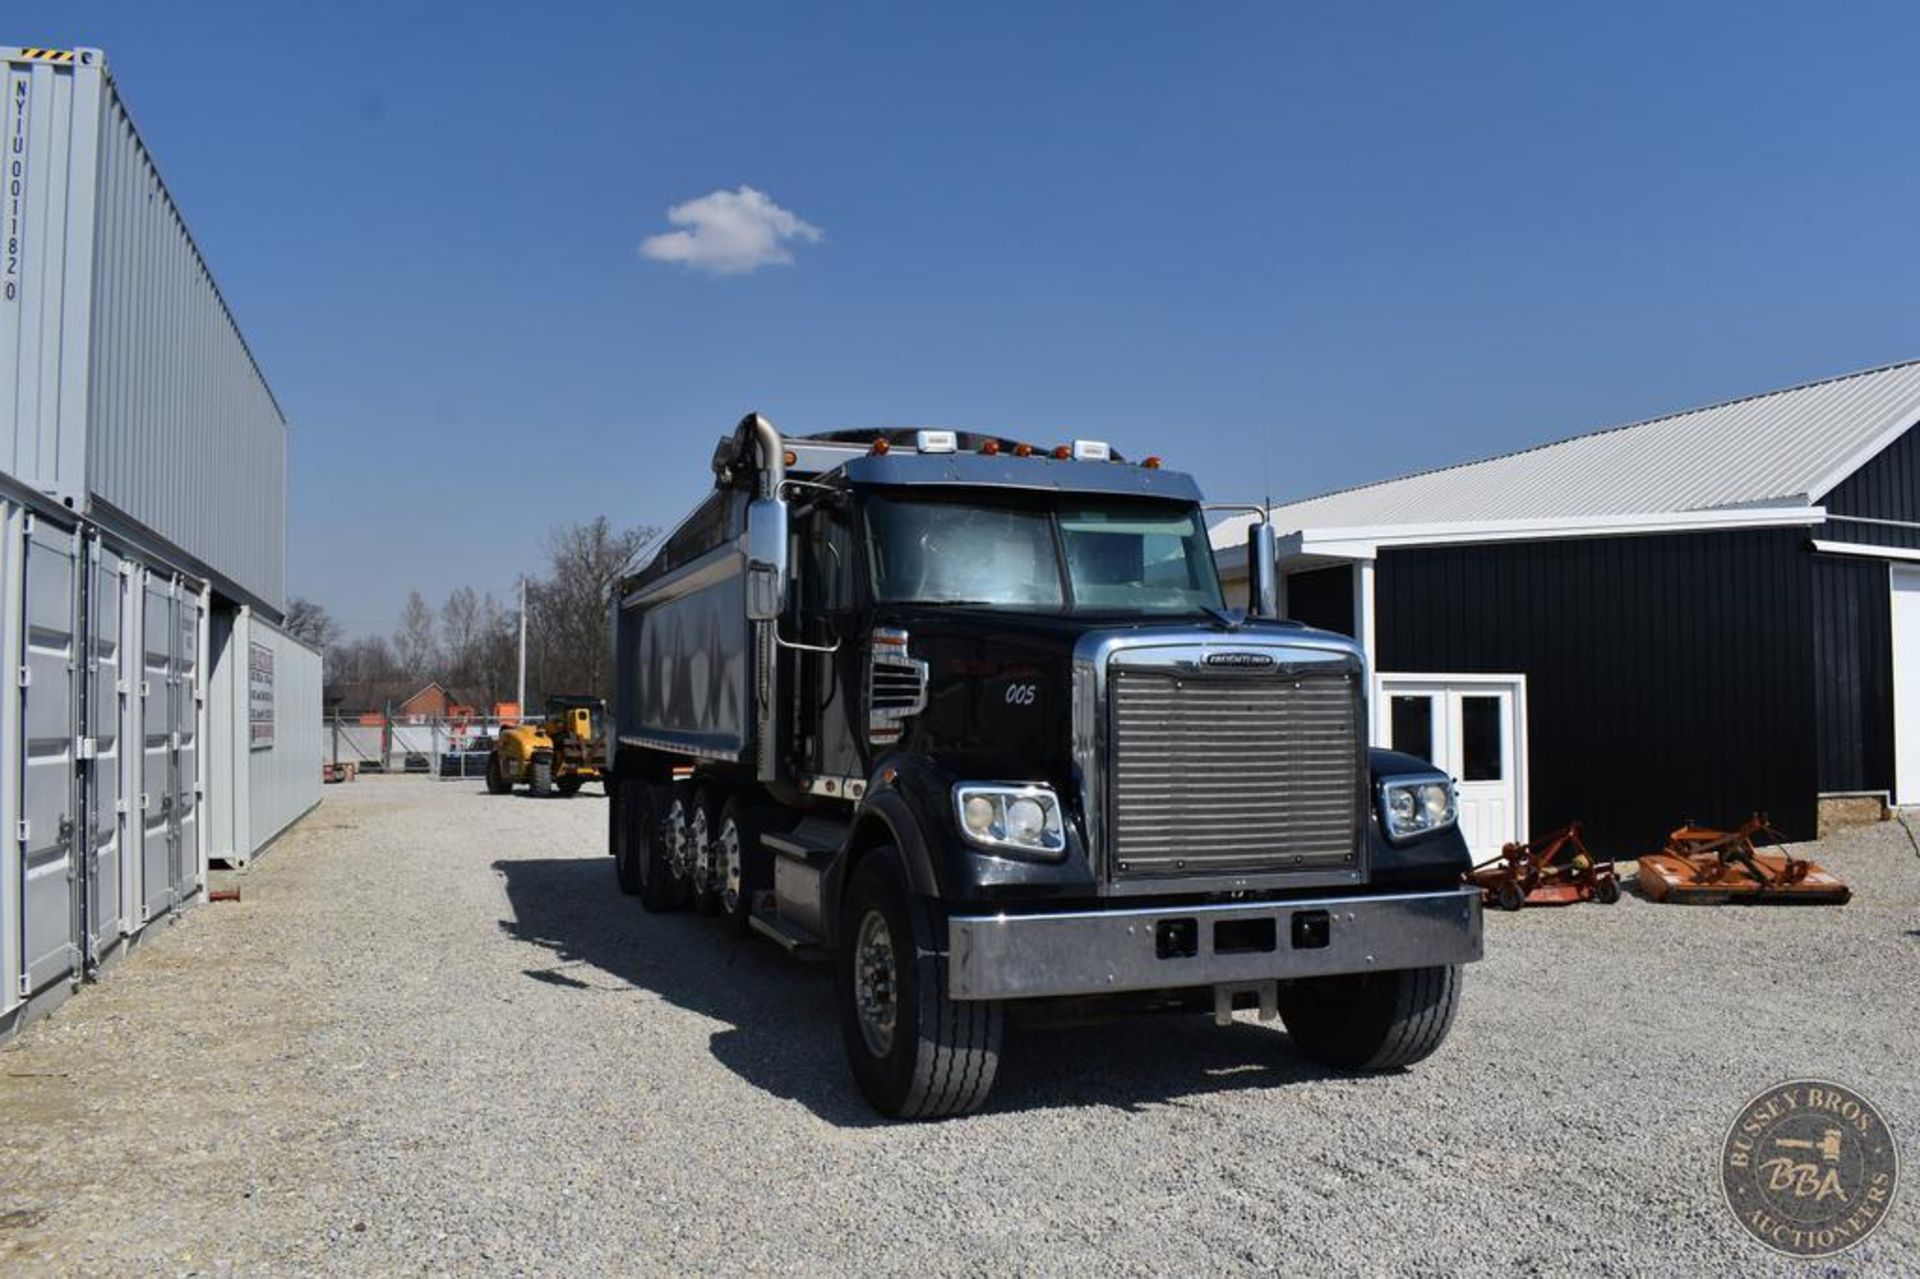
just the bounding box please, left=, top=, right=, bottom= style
left=639, top=185, right=823, bottom=275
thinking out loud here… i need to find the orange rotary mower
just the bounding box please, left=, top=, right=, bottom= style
left=1635, top=814, right=1850, bottom=905
left=1467, top=821, right=1621, bottom=910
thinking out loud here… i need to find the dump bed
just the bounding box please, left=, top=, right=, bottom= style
left=613, top=488, right=755, bottom=761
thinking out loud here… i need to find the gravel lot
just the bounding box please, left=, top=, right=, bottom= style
left=1, top=776, right=1916, bottom=1275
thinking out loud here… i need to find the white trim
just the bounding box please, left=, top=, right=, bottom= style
left=1806, top=404, right=1920, bottom=502
left=1355, top=561, right=1376, bottom=667
left=1810, top=539, right=1920, bottom=565
left=1279, top=506, right=1825, bottom=562
left=1216, top=505, right=1824, bottom=577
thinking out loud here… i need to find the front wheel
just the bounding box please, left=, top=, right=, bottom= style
left=1277, top=965, right=1462, bottom=1071
left=556, top=774, right=584, bottom=797
left=529, top=754, right=554, bottom=798
left=484, top=752, right=511, bottom=795
left=838, top=847, right=1002, bottom=1120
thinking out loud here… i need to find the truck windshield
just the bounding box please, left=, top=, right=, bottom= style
left=865, top=494, right=1225, bottom=615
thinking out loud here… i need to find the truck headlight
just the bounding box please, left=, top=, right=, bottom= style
left=953, top=784, right=1066, bottom=857
left=1378, top=775, right=1458, bottom=842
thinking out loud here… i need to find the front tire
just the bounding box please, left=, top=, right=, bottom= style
left=484, top=753, right=511, bottom=795
left=529, top=754, right=554, bottom=798
left=1277, top=965, right=1462, bottom=1071
left=557, top=774, right=584, bottom=797
left=838, top=847, right=1001, bottom=1120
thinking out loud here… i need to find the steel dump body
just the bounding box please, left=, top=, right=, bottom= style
left=614, top=488, right=755, bottom=762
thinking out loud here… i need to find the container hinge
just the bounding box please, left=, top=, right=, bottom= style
left=76, top=737, right=97, bottom=760
left=17, top=665, right=29, bottom=688
left=16, top=819, right=28, bottom=844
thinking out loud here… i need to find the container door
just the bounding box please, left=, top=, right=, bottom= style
left=82, top=541, right=127, bottom=960
left=17, top=516, right=80, bottom=995
left=139, top=575, right=175, bottom=918
left=171, top=590, right=201, bottom=899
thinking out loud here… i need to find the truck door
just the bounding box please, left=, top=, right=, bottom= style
left=795, top=504, right=860, bottom=782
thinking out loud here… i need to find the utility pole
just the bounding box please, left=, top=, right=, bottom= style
left=516, top=575, right=528, bottom=716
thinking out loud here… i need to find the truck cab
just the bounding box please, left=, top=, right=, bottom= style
left=611, top=415, right=1482, bottom=1118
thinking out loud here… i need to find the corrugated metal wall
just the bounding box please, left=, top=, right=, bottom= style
left=85, top=65, right=287, bottom=612
left=1375, top=528, right=1819, bottom=851
left=1283, top=565, right=1356, bottom=637
left=3, top=49, right=288, bottom=614
left=1823, top=424, right=1920, bottom=554
left=1811, top=554, right=1894, bottom=795
left=1, top=54, right=99, bottom=500
left=246, top=616, right=320, bottom=852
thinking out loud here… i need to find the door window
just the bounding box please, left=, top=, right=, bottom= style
left=1390, top=694, right=1435, bottom=763
left=1459, top=695, right=1504, bottom=781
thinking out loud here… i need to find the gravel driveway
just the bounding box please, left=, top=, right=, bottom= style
left=1, top=777, right=1915, bottom=1274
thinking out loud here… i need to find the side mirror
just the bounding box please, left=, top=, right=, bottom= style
left=1246, top=521, right=1279, bottom=620
left=745, top=497, right=790, bottom=621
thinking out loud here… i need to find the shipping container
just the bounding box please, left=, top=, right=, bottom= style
left=2, top=46, right=287, bottom=614
left=208, top=608, right=319, bottom=864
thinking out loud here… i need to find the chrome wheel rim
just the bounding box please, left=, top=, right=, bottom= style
left=719, top=817, right=743, bottom=915
left=853, top=909, right=898, bottom=1057
left=690, top=807, right=712, bottom=893
left=664, top=799, right=690, bottom=878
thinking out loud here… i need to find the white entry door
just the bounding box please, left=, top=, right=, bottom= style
left=1375, top=674, right=1526, bottom=858
left=1895, top=567, right=1920, bottom=806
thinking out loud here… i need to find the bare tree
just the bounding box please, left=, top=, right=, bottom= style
left=328, top=633, right=400, bottom=687
left=282, top=596, right=341, bottom=650
left=393, top=590, right=439, bottom=682
left=440, top=587, right=482, bottom=687
left=527, top=517, right=656, bottom=703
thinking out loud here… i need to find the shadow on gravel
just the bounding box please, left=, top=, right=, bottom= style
left=494, top=855, right=1345, bottom=1124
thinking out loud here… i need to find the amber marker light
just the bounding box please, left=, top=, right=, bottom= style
left=980, top=439, right=1001, bottom=456
left=1142, top=456, right=1163, bottom=469
left=1052, top=445, right=1072, bottom=460
left=871, top=438, right=891, bottom=455
left=1013, top=442, right=1034, bottom=457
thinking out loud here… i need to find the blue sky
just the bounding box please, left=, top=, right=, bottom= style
left=12, top=2, right=1920, bottom=633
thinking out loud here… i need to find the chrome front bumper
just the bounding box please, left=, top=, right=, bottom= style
left=946, top=886, right=1483, bottom=1001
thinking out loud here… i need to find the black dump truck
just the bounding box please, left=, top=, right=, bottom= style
left=609, top=414, right=1482, bottom=1118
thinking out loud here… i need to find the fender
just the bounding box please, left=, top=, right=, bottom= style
left=823, top=786, right=941, bottom=948
left=1367, top=747, right=1475, bottom=889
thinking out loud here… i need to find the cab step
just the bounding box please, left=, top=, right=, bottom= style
left=748, top=909, right=828, bottom=960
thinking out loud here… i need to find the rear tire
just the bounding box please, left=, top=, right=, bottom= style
left=529, top=755, right=554, bottom=798
left=839, top=847, right=1001, bottom=1119
left=637, top=787, right=691, bottom=913
left=484, top=753, right=511, bottom=795
left=557, top=774, right=584, bottom=797
left=1277, top=965, right=1462, bottom=1071
left=691, top=788, right=723, bottom=915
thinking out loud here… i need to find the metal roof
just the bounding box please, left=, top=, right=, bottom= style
left=1225, top=359, right=1920, bottom=538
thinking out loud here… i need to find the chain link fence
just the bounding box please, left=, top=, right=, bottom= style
left=323, top=713, right=520, bottom=780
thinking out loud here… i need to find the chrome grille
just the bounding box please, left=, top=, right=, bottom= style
left=1109, top=667, right=1361, bottom=881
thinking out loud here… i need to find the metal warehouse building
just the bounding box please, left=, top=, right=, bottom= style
left=3, top=47, right=318, bottom=1037
left=1217, top=360, right=1920, bottom=859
